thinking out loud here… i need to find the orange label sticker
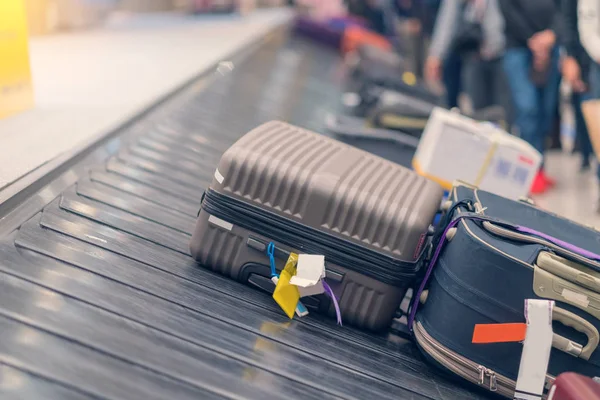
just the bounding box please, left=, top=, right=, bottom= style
left=472, top=323, right=527, bottom=344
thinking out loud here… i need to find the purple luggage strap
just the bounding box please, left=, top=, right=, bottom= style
left=407, top=212, right=600, bottom=330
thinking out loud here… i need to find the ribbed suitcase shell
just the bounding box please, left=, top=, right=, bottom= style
left=191, top=121, right=443, bottom=330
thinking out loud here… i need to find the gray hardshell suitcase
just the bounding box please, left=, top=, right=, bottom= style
left=191, top=121, right=444, bottom=331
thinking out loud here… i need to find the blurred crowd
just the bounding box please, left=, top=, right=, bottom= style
left=346, top=0, right=600, bottom=197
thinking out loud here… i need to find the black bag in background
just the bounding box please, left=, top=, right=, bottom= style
left=451, top=22, right=483, bottom=55
left=449, top=0, right=485, bottom=55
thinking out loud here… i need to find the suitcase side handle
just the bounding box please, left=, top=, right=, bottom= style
left=553, top=307, right=599, bottom=360
left=538, top=252, right=600, bottom=293
left=533, top=265, right=600, bottom=322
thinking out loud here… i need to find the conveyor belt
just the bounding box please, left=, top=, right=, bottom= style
left=0, top=28, right=488, bottom=399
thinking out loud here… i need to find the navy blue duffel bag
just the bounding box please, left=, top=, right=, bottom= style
left=409, top=182, right=600, bottom=398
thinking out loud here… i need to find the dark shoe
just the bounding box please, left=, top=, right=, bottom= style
left=581, top=157, right=591, bottom=172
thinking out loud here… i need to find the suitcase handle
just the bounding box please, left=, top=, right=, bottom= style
left=533, top=264, right=600, bottom=322
left=553, top=307, right=599, bottom=360
left=538, top=252, right=600, bottom=293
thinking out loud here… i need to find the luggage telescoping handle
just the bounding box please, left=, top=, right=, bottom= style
left=534, top=252, right=600, bottom=319
left=537, top=252, right=600, bottom=293
left=553, top=307, right=599, bottom=360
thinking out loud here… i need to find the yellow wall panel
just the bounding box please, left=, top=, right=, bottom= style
left=0, top=0, right=34, bottom=119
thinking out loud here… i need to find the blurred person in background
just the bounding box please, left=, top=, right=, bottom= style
left=424, top=0, right=508, bottom=113
left=561, top=0, right=597, bottom=173
left=578, top=0, right=600, bottom=210
left=498, top=0, right=562, bottom=194
left=423, top=0, right=464, bottom=108
left=370, top=0, right=437, bottom=77
left=389, top=0, right=429, bottom=76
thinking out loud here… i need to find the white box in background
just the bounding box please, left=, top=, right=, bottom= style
left=413, top=107, right=542, bottom=200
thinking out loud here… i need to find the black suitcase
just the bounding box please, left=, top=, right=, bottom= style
left=324, top=113, right=418, bottom=167
left=370, top=103, right=507, bottom=134
left=332, top=85, right=439, bottom=145
left=347, top=44, right=406, bottom=85
left=410, top=182, right=600, bottom=398
left=351, top=75, right=444, bottom=118
left=342, top=46, right=443, bottom=120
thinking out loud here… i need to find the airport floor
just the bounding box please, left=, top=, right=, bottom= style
left=528, top=91, right=600, bottom=227
left=536, top=150, right=600, bottom=228
left=0, top=8, right=291, bottom=189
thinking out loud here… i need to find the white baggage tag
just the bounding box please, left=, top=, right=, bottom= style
left=289, top=254, right=326, bottom=290
left=514, top=299, right=554, bottom=400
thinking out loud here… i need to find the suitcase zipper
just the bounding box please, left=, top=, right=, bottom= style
left=414, top=321, right=517, bottom=398
left=202, top=189, right=429, bottom=285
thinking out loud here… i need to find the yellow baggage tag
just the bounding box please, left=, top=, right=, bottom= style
left=272, top=253, right=300, bottom=319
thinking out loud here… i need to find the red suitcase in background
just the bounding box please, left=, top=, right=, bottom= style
left=549, top=373, right=600, bottom=400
